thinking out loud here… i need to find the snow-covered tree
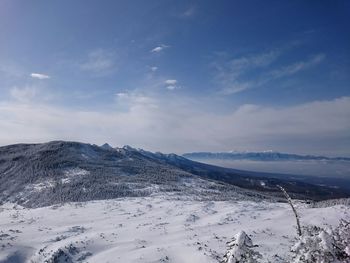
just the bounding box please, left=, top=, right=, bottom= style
left=277, top=185, right=302, bottom=236
left=333, top=219, right=350, bottom=261
left=221, top=231, right=262, bottom=263
left=292, top=225, right=336, bottom=263
left=291, top=220, right=350, bottom=263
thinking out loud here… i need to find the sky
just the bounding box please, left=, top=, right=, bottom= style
left=0, top=0, right=349, bottom=156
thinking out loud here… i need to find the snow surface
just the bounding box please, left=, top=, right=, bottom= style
left=0, top=197, right=348, bottom=262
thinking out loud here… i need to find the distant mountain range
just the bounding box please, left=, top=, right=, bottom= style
left=0, top=141, right=349, bottom=208
left=183, top=151, right=350, bottom=162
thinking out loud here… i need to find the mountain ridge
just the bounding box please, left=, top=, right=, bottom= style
left=0, top=141, right=349, bottom=208
left=183, top=151, right=350, bottom=162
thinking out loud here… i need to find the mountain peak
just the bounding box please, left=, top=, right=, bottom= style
left=100, top=143, right=114, bottom=150
left=122, top=145, right=138, bottom=151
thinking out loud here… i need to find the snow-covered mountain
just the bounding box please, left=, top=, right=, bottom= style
left=183, top=151, right=350, bottom=162
left=0, top=141, right=349, bottom=208
left=0, top=141, right=349, bottom=262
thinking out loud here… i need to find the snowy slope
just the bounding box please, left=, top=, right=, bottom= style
left=0, top=196, right=348, bottom=263
left=1, top=141, right=348, bottom=209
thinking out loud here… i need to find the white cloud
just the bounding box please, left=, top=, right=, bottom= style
left=165, top=79, right=177, bottom=85
left=151, top=66, right=158, bottom=72
left=166, top=85, right=176, bottom=90
left=30, top=73, right=50, bottom=80
left=80, top=49, right=116, bottom=74
left=151, top=44, right=169, bottom=53
left=0, top=95, right=349, bottom=155
left=151, top=47, right=162, bottom=53
left=115, top=92, right=129, bottom=99
left=164, top=80, right=179, bottom=91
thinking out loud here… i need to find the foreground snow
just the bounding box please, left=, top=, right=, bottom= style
left=0, top=197, right=348, bottom=262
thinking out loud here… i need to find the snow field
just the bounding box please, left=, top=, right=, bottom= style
left=0, top=197, right=348, bottom=262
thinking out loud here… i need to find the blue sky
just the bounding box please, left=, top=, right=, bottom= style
left=0, top=0, right=349, bottom=155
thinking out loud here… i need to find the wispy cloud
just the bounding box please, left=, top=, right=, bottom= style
left=10, top=86, right=38, bottom=103
left=220, top=82, right=253, bottom=95
left=229, top=50, right=280, bottom=72
left=181, top=6, right=196, bottom=18
left=30, top=73, right=50, bottom=80
left=268, top=54, right=325, bottom=79
left=214, top=49, right=326, bottom=95
left=151, top=66, right=158, bottom=72
left=213, top=50, right=281, bottom=94
left=151, top=44, right=169, bottom=53
left=80, top=49, right=116, bottom=74
left=115, top=91, right=157, bottom=110
left=9, top=85, right=55, bottom=103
